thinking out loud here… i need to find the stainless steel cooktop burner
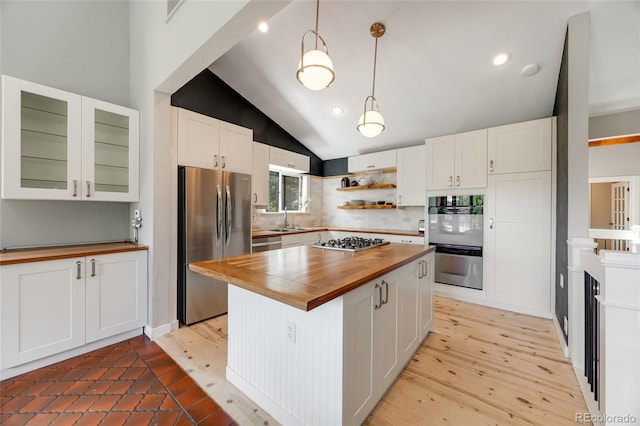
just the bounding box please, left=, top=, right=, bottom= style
left=310, top=237, right=389, bottom=252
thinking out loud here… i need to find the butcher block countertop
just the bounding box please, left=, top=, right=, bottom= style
left=0, top=242, right=148, bottom=266
left=190, top=243, right=435, bottom=312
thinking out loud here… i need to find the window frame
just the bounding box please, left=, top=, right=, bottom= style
left=267, top=168, right=309, bottom=213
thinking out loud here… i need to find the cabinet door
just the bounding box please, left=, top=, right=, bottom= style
left=252, top=142, right=269, bottom=206
left=220, top=121, right=253, bottom=174
left=177, top=108, right=220, bottom=169
left=343, top=281, right=377, bottom=426
left=485, top=172, right=551, bottom=314
left=348, top=149, right=397, bottom=173
left=86, top=251, right=147, bottom=343
left=397, top=145, right=425, bottom=206
left=455, top=129, right=487, bottom=188
left=419, top=254, right=434, bottom=341
left=269, top=146, right=310, bottom=173
left=81, top=98, right=139, bottom=201
left=425, top=135, right=455, bottom=190
left=2, top=75, right=82, bottom=200
left=488, top=118, right=552, bottom=174
left=398, top=261, right=420, bottom=366
left=1, top=258, right=85, bottom=369
left=377, top=269, right=400, bottom=395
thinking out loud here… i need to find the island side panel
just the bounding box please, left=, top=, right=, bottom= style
left=227, top=285, right=344, bottom=426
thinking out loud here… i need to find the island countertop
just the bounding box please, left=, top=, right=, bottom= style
left=189, top=243, right=435, bottom=311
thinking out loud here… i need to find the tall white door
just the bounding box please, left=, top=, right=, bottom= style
left=611, top=182, right=629, bottom=250
left=485, top=171, right=551, bottom=315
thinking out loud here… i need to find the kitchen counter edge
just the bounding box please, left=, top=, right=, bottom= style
left=252, top=226, right=424, bottom=238
left=0, top=242, right=149, bottom=266
left=190, top=244, right=435, bottom=312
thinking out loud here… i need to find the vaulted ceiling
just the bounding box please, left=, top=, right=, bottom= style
left=210, top=1, right=640, bottom=160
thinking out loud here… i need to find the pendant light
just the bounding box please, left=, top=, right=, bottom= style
left=357, top=22, right=386, bottom=138
left=296, top=0, right=335, bottom=91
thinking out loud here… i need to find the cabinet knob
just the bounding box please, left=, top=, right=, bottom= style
left=456, top=175, right=460, bottom=187
left=73, top=180, right=78, bottom=197
left=489, top=160, right=494, bottom=172
left=489, top=218, right=494, bottom=229
left=86, top=181, right=91, bottom=198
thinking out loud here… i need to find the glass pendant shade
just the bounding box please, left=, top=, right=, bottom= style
left=357, top=109, right=385, bottom=138
left=297, top=49, right=335, bottom=91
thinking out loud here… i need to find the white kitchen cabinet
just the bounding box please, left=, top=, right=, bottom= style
left=176, top=107, right=253, bottom=174
left=1, top=75, right=139, bottom=201
left=280, top=231, right=324, bottom=248
left=488, top=117, right=553, bottom=174
left=269, top=146, right=310, bottom=173
left=1, top=250, right=147, bottom=370
left=398, top=260, right=420, bottom=365
left=252, top=142, right=269, bottom=206
left=348, top=149, right=396, bottom=173
left=418, top=253, right=435, bottom=341
left=425, top=129, right=487, bottom=190
left=485, top=171, right=552, bottom=316
left=1, top=258, right=86, bottom=369
left=343, top=267, right=401, bottom=425
left=397, top=145, right=426, bottom=206
left=85, top=251, right=147, bottom=343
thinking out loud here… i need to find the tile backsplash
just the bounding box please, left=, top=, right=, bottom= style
left=252, top=174, right=425, bottom=232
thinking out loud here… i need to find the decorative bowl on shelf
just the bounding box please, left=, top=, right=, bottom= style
left=357, top=177, right=372, bottom=186
left=350, top=200, right=365, bottom=206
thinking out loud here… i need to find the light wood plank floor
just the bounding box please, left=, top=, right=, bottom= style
left=157, top=297, right=588, bottom=425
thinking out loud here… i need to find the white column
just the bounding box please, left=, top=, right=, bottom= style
left=599, top=251, right=640, bottom=425
left=568, top=237, right=598, bottom=369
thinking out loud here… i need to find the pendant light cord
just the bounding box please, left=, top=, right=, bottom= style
left=371, top=33, right=379, bottom=98
left=314, top=0, right=320, bottom=50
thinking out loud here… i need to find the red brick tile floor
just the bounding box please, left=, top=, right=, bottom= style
left=0, top=335, right=236, bottom=425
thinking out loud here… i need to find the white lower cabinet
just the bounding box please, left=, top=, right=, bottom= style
left=343, top=253, right=433, bottom=425
left=86, top=251, right=147, bottom=343
left=1, top=250, right=147, bottom=370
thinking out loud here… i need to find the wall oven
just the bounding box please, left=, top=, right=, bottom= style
left=428, top=195, right=483, bottom=290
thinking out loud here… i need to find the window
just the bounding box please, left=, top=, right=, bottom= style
left=267, top=169, right=308, bottom=213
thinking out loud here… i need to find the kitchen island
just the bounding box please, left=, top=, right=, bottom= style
left=190, top=243, right=435, bottom=425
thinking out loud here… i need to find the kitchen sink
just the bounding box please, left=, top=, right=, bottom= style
left=267, top=227, right=310, bottom=232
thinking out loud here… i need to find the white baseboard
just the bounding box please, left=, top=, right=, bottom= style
left=144, top=320, right=179, bottom=340
left=0, top=329, right=142, bottom=381
left=552, top=315, right=570, bottom=358
left=573, top=367, right=603, bottom=426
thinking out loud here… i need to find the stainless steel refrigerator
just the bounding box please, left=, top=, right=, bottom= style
left=178, top=166, right=252, bottom=325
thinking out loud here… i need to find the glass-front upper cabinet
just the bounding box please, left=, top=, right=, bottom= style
left=82, top=98, right=139, bottom=202
left=1, top=75, right=139, bottom=202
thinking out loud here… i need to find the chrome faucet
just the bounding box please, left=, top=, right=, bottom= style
left=283, top=207, right=289, bottom=228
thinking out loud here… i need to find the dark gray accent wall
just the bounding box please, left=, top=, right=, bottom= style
left=171, top=70, right=323, bottom=176
left=323, top=158, right=348, bottom=176
left=553, top=32, right=569, bottom=344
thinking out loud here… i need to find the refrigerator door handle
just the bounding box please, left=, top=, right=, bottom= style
left=216, top=184, right=223, bottom=243
left=225, top=184, right=232, bottom=245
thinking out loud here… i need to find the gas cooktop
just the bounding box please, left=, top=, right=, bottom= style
left=310, top=237, right=390, bottom=252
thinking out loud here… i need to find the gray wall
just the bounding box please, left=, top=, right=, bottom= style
left=589, top=109, right=640, bottom=140
left=0, top=1, right=131, bottom=248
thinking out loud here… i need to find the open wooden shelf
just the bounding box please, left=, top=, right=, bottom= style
left=337, top=204, right=396, bottom=209
left=336, top=184, right=396, bottom=191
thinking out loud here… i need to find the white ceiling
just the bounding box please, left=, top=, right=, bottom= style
left=210, top=1, right=640, bottom=161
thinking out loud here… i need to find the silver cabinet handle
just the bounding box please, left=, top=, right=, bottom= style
left=382, top=280, right=389, bottom=305
left=489, top=160, right=494, bottom=172
left=448, top=176, right=453, bottom=187
left=214, top=154, right=219, bottom=168
left=73, top=180, right=78, bottom=197
left=489, top=218, right=494, bottom=229
left=456, top=175, right=460, bottom=187
left=253, top=193, right=257, bottom=203
left=288, top=164, right=296, bottom=168
left=398, top=195, right=402, bottom=205
left=76, top=261, right=82, bottom=280
left=86, top=181, right=91, bottom=198
left=367, top=165, right=375, bottom=169
left=222, top=155, right=226, bottom=169
left=422, top=260, right=427, bottom=277
left=91, top=259, right=96, bottom=277
left=375, top=283, right=382, bottom=310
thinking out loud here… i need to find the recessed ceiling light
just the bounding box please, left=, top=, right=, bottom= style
left=331, top=105, right=344, bottom=116
left=257, top=21, right=269, bottom=33
left=522, top=63, right=540, bottom=77
left=493, top=53, right=511, bottom=66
